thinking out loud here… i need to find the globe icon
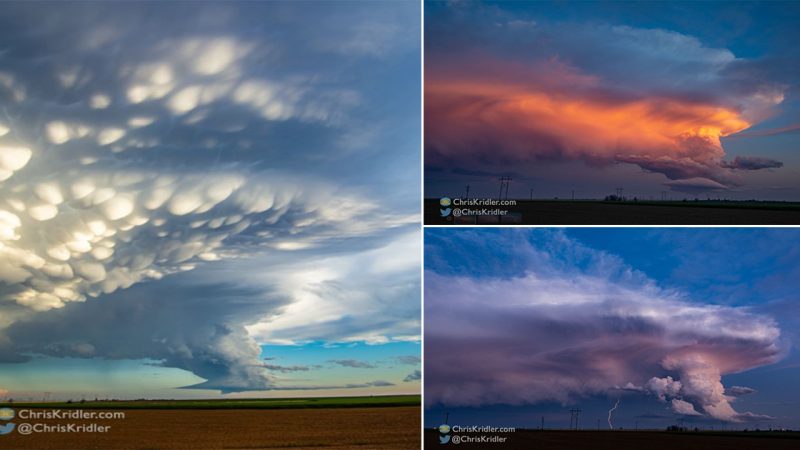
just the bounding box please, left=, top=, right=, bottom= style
left=438, top=424, right=451, bottom=434
left=440, top=197, right=451, bottom=207
left=0, top=408, right=14, bottom=421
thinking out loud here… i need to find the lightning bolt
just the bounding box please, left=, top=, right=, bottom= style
left=607, top=398, right=620, bottom=429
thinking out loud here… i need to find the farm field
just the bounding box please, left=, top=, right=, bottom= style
left=424, top=199, right=800, bottom=225
left=424, top=430, right=800, bottom=449
left=1, top=397, right=420, bottom=449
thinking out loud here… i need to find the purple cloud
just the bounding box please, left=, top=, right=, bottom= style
left=425, top=235, right=783, bottom=422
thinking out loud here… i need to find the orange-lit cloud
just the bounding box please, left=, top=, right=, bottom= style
left=425, top=61, right=784, bottom=183
left=426, top=55, right=784, bottom=187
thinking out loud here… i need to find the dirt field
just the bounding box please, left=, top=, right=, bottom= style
left=424, top=430, right=800, bottom=449
left=424, top=199, right=800, bottom=225
left=3, top=407, right=420, bottom=449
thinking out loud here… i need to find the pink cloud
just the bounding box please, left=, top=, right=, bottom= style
left=425, top=267, right=783, bottom=421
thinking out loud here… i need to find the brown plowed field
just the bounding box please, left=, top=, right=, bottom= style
left=3, top=407, right=420, bottom=449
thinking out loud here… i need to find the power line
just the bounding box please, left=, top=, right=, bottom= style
left=569, top=408, right=582, bottom=430
left=498, top=177, right=512, bottom=200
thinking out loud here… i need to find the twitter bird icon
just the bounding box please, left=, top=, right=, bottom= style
left=439, top=434, right=451, bottom=444
left=0, top=423, right=15, bottom=435
left=440, top=208, right=452, bottom=217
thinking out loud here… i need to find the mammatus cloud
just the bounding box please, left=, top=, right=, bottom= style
left=425, top=5, right=786, bottom=189
left=0, top=2, right=420, bottom=393
left=424, top=231, right=783, bottom=422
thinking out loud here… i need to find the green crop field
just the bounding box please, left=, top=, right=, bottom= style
left=1, top=394, right=420, bottom=410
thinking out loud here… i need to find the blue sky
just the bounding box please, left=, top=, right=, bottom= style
left=0, top=1, right=420, bottom=400
left=425, top=1, right=800, bottom=200
left=425, top=228, right=800, bottom=429
left=0, top=341, right=420, bottom=401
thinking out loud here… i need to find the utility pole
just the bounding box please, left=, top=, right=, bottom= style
left=572, top=190, right=575, bottom=201
left=541, top=416, right=544, bottom=431
left=569, top=408, right=582, bottom=430
left=464, top=184, right=470, bottom=200
left=530, top=188, right=534, bottom=201
left=498, top=177, right=512, bottom=200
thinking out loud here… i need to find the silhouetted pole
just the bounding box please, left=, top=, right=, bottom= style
left=569, top=408, right=582, bottom=430
left=541, top=416, right=544, bottom=430
left=465, top=184, right=470, bottom=200
left=498, top=177, right=512, bottom=200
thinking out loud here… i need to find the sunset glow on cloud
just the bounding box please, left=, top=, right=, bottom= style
left=427, top=69, right=775, bottom=185
left=425, top=2, right=799, bottom=198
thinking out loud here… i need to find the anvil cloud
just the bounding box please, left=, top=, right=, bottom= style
left=424, top=229, right=784, bottom=422
left=0, top=2, right=420, bottom=393
left=425, top=3, right=787, bottom=189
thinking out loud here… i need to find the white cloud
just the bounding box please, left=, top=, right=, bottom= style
left=0, top=1, right=419, bottom=394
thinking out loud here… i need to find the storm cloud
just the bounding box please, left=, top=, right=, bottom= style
left=424, top=229, right=783, bottom=422
left=0, top=2, right=420, bottom=393
left=425, top=2, right=787, bottom=189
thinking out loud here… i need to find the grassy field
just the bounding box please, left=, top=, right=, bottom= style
left=424, top=429, right=800, bottom=449
left=425, top=199, right=800, bottom=225
left=2, top=394, right=420, bottom=410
